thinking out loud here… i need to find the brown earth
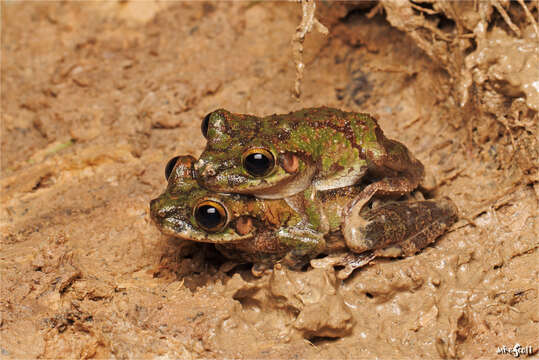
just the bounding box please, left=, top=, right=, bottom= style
left=1, top=1, right=538, bottom=359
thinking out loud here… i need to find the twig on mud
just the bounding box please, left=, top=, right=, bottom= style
left=403, top=116, right=422, bottom=129
left=409, top=2, right=440, bottom=15
left=292, top=0, right=328, bottom=98
left=495, top=115, right=517, bottom=160
left=366, top=2, right=382, bottom=19
left=457, top=186, right=524, bottom=230
left=437, top=168, right=466, bottom=188
left=516, top=0, right=539, bottom=38
left=492, top=0, right=521, bottom=37
left=452, top=177, right=539, bottom=233
left=304, top=339, right=320, bottom=350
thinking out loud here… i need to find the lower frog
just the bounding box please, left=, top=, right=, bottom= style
left=150, top=155, right=458, bottom=273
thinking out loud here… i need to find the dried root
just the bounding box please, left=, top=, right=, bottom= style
left=292, top=0, right=328, bottom=98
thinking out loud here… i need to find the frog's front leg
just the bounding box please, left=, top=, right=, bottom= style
left=343, top=198, right=458, bottom=256
left=277, top=223, right=326, bottom=269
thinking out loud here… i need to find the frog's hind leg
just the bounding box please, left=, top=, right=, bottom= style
left=345, top=173, right=423, bottom=219
left=343, top=198, right=458, bottom=257
left=347, top=139, right=425, bottom=215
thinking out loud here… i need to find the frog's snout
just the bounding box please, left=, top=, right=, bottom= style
left=150, top=197, right=170, bottom=221
left=149, top=198, right=161, bottom=219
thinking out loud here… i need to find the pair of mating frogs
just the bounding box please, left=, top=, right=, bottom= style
left=150, top=107, right=457, bottom=273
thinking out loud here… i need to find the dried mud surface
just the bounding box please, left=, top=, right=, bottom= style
left=1, top=2, right=538, bottom=359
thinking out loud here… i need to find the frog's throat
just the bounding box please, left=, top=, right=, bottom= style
left=252, top=165, right=317, bottom=200
left=312, top=163, right=367, bottom=192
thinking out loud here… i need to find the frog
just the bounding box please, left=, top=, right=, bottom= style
left=194, top=107, right=425, bottom=219
left=150, top=155, right=458, bottom=271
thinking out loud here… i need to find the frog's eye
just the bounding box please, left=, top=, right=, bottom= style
left=165, top=156, right=181, bottom=180
left=242, top=148, right=275, bottom=178
left=194, top=200, right=229, bottom=232
left=201, top=112, right=212, bottom=138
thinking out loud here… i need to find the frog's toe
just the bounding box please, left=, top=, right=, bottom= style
left=251, top=263, right=272, bottom=277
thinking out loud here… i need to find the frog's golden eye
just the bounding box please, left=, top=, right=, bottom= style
left=194, top=200, right=228, bottom=232
left=201, top=112, right=212, bottom=139
left=242, top=148, right=275, bottom=178
left=165, top=156, right=181, bottom=180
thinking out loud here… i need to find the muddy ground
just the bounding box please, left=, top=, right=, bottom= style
left=1, top=1, right=538, bottom=359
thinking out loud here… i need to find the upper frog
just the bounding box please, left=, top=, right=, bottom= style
left=194, top=107, right=425, bottom=200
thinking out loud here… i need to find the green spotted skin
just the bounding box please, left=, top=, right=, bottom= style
left=195, top=107, right=424, bottom=200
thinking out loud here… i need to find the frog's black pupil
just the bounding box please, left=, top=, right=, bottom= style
left=244, top=152, right=272, bottom=177
left=165, top=156, right=180, bottom=180
left=196, top=205, right=223, bottom=231
left=201, top=112, right=212, bottom=138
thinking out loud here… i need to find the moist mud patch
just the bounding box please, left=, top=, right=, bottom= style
left=1, top=1, right=537, bottom=358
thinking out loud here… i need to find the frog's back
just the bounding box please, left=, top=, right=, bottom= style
left=267, top=106, right=381, bottom=151
left=264, top=107, right=372, bottom=131
left=198, top=107, right=387, bottom=196
left=264, top=107, right=383, bottom=187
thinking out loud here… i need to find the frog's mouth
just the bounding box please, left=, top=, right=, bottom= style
left=151, top=198, right=256, bottom=244
left=199, top=160, right=317, bottom=200
left=195, top=153, right=317, bottom=199
left=248, top=164, right=316, bottom=199
left=159, top=217, right=256, bottom=244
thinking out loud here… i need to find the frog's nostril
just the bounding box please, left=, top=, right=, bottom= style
left=201, top=165, right=216, bottom=177
left=150, top=198, right=169, bottom=219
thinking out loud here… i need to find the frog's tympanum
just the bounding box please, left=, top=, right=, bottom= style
left=150, top=156, right=457, bottom=270
left=194, top=107, right=425, bottom=220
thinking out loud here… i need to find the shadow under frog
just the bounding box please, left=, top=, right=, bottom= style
left=150, top=155, right=457, bottom=277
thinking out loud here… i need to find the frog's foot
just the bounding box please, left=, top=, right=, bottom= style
left=343, top=198, right=458, bottom=256
left=310, top=252, right=376, bottom=280
left=251, top=262, right=273, bottom=277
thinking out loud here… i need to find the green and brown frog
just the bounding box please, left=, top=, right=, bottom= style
left=150, top=156, right=457, bottom=271
left=194, top=107, right=425, bottom=218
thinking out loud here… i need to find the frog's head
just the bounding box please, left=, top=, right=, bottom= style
left=150, top=155, right=259, bottom=243
left=195, top=109, right=315, bottom=199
